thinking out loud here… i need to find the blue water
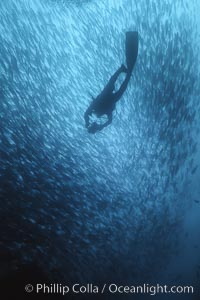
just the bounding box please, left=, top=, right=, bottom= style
left=0, top=0, right=200, bottom=299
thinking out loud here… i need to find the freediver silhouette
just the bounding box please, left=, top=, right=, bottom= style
left=84, top=31, right=138, bottom=133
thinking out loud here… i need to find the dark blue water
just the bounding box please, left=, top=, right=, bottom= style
left=0, top=0, right=200, bottom=299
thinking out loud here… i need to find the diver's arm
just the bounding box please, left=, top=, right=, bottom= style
left=97, top=113, right=112, bottom=131
left=106, top=113, right=112, bottom=126
left=84, top=107, right=92, bottom=128
left=88, top=113, right=112, bottom=133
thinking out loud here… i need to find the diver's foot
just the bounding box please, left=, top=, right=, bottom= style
left=120, top=64, right=128, bottom=73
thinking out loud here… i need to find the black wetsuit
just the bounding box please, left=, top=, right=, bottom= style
left=84, top=65, right=131, bottom=133
left=84, top=31, right=138, bottom=133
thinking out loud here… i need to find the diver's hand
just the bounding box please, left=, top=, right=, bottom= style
left=88, top=122, right=100, bottom=134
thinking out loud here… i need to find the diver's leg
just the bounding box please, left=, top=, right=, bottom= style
left=113, top=73, right=131, bottom=101
left=108, top=64, right=127, bottom=87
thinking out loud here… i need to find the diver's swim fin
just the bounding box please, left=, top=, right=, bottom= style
left=126, top=31, right=138, bottom=73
